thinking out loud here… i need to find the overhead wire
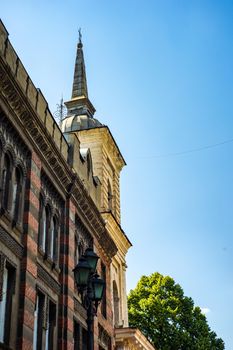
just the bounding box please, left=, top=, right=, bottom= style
left=136, top=137, right=233, bottom=159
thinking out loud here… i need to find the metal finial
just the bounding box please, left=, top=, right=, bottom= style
left=78, top=28, right=82, bottom=44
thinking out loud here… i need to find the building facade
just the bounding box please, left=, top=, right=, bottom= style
left=0, top=20, right=155, bottom=350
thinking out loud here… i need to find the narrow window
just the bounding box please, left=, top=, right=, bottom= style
left=82, top=328, right=88, bottom=350
left=1, top=154, right=11, bottom=210
left=45, top=300, right=56, bottom=350
left=0, top=263, right=15, bottom=345
left=44, top=207, right=50, bottom=253
left=74, top=321, right=80, bottom=350
left=107, top=180, right=113, bottom=211
left=50, top=217, right=58, bottom=261
left=38, top=201, right=50, bottom=253
left=87, top=153, right=91, bottom=177
left=50, top=218, right=54, bottom=259
left=113, top=280, right=120, bottom=326
left=0, top=142, right=2, bottom=174
left=11, top=167, right=22, bottom=223
left=101, top=263, right=107, bottom=318
left=78, top=243, right=83, bottom=260
left=33, top=292, right=44, bottom=350
left=38, top=198, right=45, bottom=250
left=74, top=236, right=79, bottom=265
left=0, top=266, right=8, bottom=342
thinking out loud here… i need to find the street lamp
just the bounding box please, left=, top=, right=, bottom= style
left=73, top=248, right=105, bottom=350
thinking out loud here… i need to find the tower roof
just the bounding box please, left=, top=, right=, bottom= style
left=64, top=29, right=96, bottom=118
left=71, top=29, right=88, bottom=99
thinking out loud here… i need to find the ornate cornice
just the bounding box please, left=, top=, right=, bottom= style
left=37, top=263, right=61, bottom=295
left=74, top=297, right=86, bottom=319
left=0, top=224, right=24, bottom=259
left=0, top=63, right=72, bottom=193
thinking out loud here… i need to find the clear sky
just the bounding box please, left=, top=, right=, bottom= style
left=1, top=1, right=233, bottom=348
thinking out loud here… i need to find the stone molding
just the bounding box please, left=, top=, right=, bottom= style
left=37, top=263, right=61, bottom=295
left=115, top=327, right=156, bottom=350
left=0, top=224, right=24, bottom=259
left=74, top=297, right=86, bottom=319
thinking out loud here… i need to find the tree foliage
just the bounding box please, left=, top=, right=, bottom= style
left=128, top=272, right=224, bottom=350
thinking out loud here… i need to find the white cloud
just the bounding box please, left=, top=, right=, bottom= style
left=200, top=307, right=210, bottom=315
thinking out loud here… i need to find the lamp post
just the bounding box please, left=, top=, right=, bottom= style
left=73, top=248, right=105, bottom=350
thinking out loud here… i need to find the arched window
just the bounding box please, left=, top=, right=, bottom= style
left=74, top=236, right=78, bottom=264
left=0, top=140, right=2, bottom=172
left=44, top=206, right=50, bottom=253
left=113, top=281, right=120, bottom=326
left=38, top=199, right=50, bottom=253
left=1, top=154, right=11, bottom=210
left=11, top=166, right=23, bottom=223
left=50, top=216, right=58, bottom=262
left=107, top=180, right=113, bottom=211
left=74, top=237, right=84, bottom=265
left=87, top=153, right=91, bottom=177
left=78, top=243, right=83, bottom=259
left=38, top=197, right=45, bottom=249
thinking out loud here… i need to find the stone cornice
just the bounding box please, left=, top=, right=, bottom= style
left=115, top=328, right=156, bottom=350
left=101, top=211, right=132, bottom=256
left=0, top=223, right=24, bottom=259
left=0, top=61, right=72, bottom=193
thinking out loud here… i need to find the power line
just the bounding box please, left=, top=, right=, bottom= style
left=137, top=137, right=233, bottom=159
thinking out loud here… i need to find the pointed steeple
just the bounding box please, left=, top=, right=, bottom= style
left=65, top=29, right=96, bottom=118
left=71, top=29, right=88, bottom=99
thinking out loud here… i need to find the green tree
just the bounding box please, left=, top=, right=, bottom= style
left=128, top=272, right=224, bottom=350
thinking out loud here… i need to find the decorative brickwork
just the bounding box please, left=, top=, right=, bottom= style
left=0, top=225, right=24, bottom=258
left=37, top=263, right=61, bottom=294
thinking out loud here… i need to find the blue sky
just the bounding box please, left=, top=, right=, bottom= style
left=1, top=1, right=233, bottom=348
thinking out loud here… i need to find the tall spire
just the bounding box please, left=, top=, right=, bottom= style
left=65, top=29, right=96, bottom=118
left=71, top=28, right=88, bottom=99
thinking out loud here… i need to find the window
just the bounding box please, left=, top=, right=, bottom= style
left=11, top=166, right=23, bottom=223
left=1, top=154, right=11, bottom=210
left=87, top=153, right=91, bottom=177
left=74, top=321, right=80, bottom=350
left=33, top=293, right=56, bottom=350
left=107, top=180, right=113, bottom=211
left=45, top=300, right=56, bottom=350
left=74, top=236, right=79, bottom=264
left=101, top=263, right=107, bottom=318
left=38, top=197, right=60, bottom=263
left=49, top=217, right=58, bottom=262
left=0, top=266, right=8, bottom=343
left=38, top=197, right=45, bottom=250
left=74, top=322, right=89, bottom=350
left=44, top=207, right=50, bottom=253
left=0, top=261, right=15, bottom=346
left=113, top=280, right=119, bottom=326
left=74, top=215, right=89, bottom=265
left=33, top=292, right=45, bottom=350
left=82, top=328, right=88, bottom=350
left=38, top=201, right=50, bottom=253
left=74, top=236, right=84, bottom=265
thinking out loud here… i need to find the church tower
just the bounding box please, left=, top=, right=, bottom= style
left=61, top=33, right=131, bottom=328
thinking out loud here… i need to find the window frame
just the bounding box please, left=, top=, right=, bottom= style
left=1, top=152, right=12, bottom=211
left=33, top=291, right=45, bottom=350
left=101, top=262, right=107, bottom=319
left=0, top=259, right=16, bottom=347
left=11, top=165, right=25, bottom=225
